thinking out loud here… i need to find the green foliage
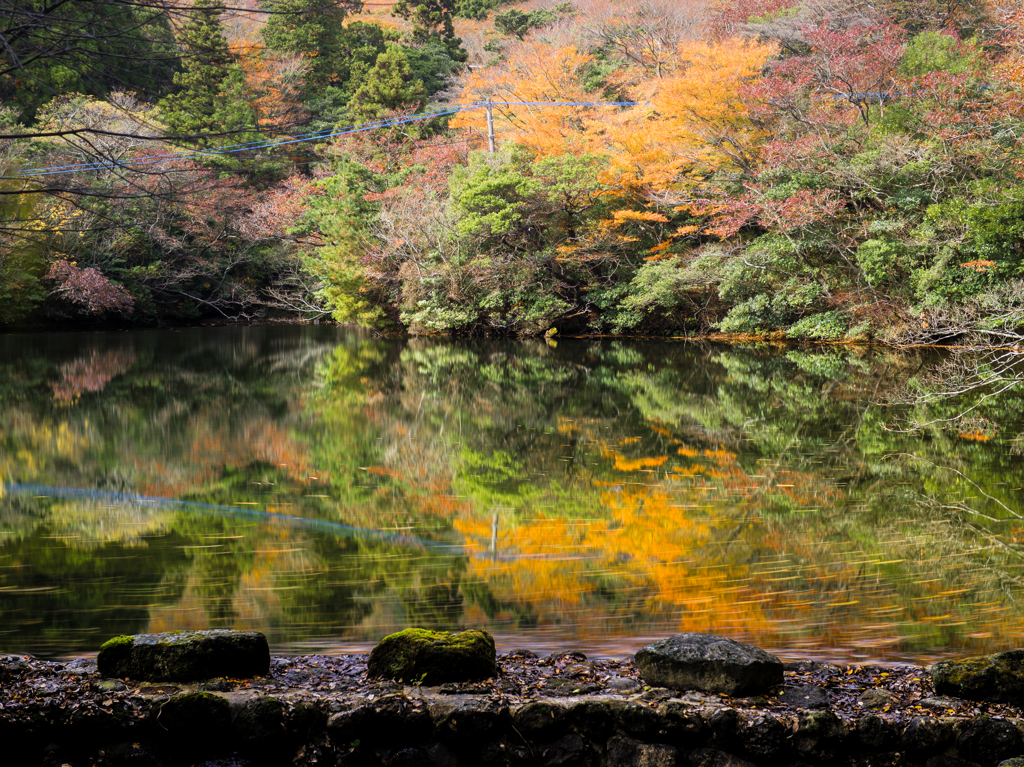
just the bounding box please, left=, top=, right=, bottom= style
left=612, top=257, right=701, bottom=332
left=899, top=31, right=982, bottom=77
left=261, top=0, right=363, bottom=88
left=157, top=1, right=256, bottom=146
left=909, top=184, right=1024, bottom=308
left=302, top=170, right=393, bottom=328
left=454, top=0, right=509, bottom=20
left=391, top=0, right=467, bottom=63
left=857, top=237, right=913, bottom=287
left=786, top=310, right=849, bottom=340
left=450, top=149, right=541, bottom=242
left=0, top=2, right=179, bottom=123
left=710, top=235, right=833, bottom=333
left=0, top=234, right=47, bottom=326
left=493, top=7, right=569, bottom=39
left=349, top=45, right=427, bottom=122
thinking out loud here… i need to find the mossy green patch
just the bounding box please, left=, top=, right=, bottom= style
left=99, top=635, right=135, bottom=651
left=367, top=628, right=496, bottom=685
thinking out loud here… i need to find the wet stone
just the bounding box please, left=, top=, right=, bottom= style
left=919, top=696, right=967, bottom=711
left=781, top=684, right=830, bottom=709
left=512, top=701, right=567, bottom=738
left=857, top=688, right=894, bottom=710
left=607, top=734, right=679, bottom=767
left=902, top=716, right=957, bottom=753
left=606, top=676, right=642, bottom=693
left=740, top=712, right=791, bottom=762
left=687, top=747, right=758, bottom=767
left=857, top=713, right=899, bottom=751
left=956, top=716, right=1024, bottom=765
left=635, top=633, right=783, bottom=696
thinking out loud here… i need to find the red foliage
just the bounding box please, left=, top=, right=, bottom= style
left=238, top=175, right=319, bottom=239
left=45, top=259, right=135, bottom=314
left=51, top=349, right=137, bottom=403
left=750, top=20, right=907, bottom=128
left=708, top=0, right=800, bottom=38
left=686, top=186, right=846, bottom=239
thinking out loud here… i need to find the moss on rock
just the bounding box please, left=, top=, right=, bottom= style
left=932, top=650, right=1024, bottom=704
left=367, top=628, right=496, bottom=685
left=97, top=630, right=270, bottom=682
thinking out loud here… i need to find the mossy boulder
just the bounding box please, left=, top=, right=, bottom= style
left=931, top=649, right=1024, bottom=703
left=367, top=628, right=496, bottom=685
left=97, top=630, right=270, bottom=682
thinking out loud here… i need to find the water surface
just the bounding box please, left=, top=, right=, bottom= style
left=2, top=326, right=1022, bottom=663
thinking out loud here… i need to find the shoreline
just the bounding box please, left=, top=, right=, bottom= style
left=4, top=650, right=1024, bottom=766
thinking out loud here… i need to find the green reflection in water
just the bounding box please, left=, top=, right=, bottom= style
left=1, top=326, right=1023, bottom=662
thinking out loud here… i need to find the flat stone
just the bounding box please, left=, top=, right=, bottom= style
left=634, top=634, right=783, bottom=696
left=857, top=688, right=894, bottom=709
left=781, top=684, right=830, bottom=709
left=367, top=628, right=496, bottom=685
left=932, top=650, right=1024, bottom=703
left=97, top=630, right=270, bottom=682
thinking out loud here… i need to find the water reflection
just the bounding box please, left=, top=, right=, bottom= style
left=1, top=327, right=1023, bottom=662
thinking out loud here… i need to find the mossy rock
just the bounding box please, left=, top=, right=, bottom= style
left=931, top=649, right=1024, bottom=703
left=97, top=630, right=270, bottom=682
left=367, top=628, right=496, bottom=685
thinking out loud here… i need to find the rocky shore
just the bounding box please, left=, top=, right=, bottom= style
left=4, top=648, right=1024, bottom=767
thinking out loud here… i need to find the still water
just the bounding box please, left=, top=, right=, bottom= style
left=1, top=325, right=1023, bottom=663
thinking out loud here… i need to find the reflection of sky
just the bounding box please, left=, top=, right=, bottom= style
left=7, top=483, right=465, bottom=554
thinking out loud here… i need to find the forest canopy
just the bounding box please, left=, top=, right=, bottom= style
left=1, top=0, right=1023, bottom=343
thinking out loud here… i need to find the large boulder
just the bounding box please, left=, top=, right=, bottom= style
left=97, top=630, right=270, bottom=682
left=634, top=634, right=783, bottom=696
left=367, top=628, right=496, bottom=685
left=931, top=649, right=1024, bottom=703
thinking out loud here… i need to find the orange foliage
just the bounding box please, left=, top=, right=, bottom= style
left=451, top=42, right=603, bottom=156
left=233, top=39, right=309, bottom=132
left=597, top=37, right=778, bottom=192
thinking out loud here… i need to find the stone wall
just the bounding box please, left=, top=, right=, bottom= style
left=4, top=654, right=1024, bottom=767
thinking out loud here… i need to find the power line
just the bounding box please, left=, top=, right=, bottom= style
left=1, top=100, right=641, bottom=180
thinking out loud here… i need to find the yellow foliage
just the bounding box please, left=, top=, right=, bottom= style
left=451, top=43, right=605, bottom=156
left=598, top=37, right=778, bottom=190
left=611, top=210, right=670, bottom=223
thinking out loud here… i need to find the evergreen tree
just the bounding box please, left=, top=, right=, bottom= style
left=261, top=0, right=366, bottom=89
left=348, top=44, right=426, bottom=122
left=157, top=0, right=254, bottom=143
left=391, top=0, right=468, bottom=63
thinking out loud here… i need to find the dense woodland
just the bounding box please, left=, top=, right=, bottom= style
left=1, top=0, right=1023, bottom=342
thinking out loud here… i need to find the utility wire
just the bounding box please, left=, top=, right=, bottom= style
left=2, top=100, right=640, bottom=180
left=4, top=105, right=476, bottom=178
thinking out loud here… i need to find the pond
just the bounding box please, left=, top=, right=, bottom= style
left=1, top=325, right=1023, bottom=663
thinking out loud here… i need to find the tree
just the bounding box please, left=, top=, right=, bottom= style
left=260, top=0, right=366, bottom=89
left=348, top=45, right=427, bottom=123
left=234, top=41, right=310, bottom=133
left=391, top=0, right=468, bottom=62
left=157, top=0, right=255, bottom=144
left=0, top=0, right=180, bottom=122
